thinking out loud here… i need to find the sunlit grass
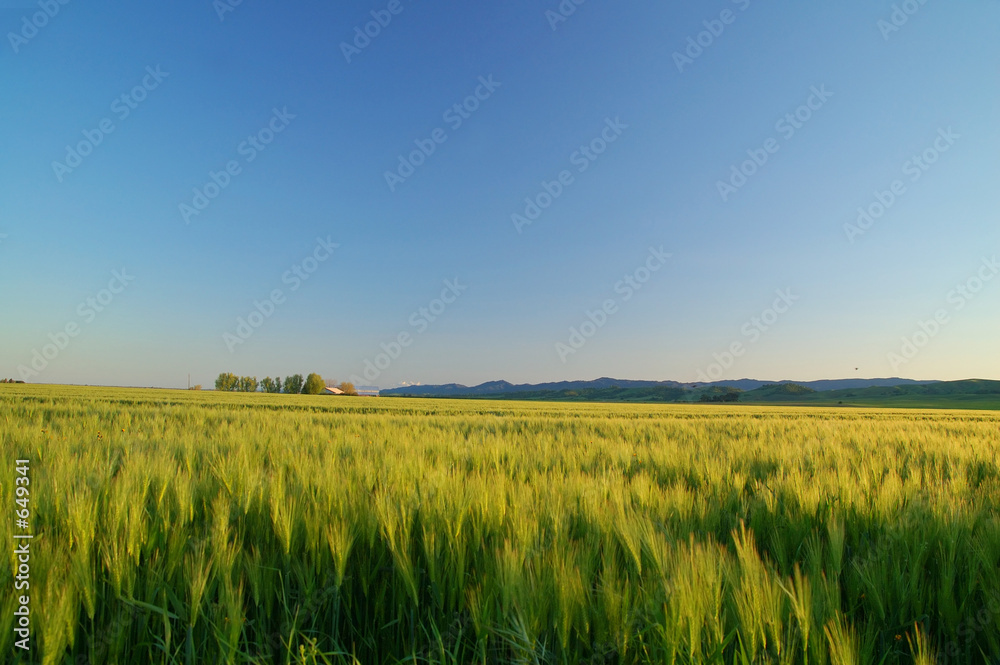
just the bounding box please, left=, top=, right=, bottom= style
left=1, top=384, right=999, bottom=663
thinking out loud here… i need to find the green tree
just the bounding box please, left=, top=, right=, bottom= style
left=283, top=374, right=304, bottom=395
left=237, top=376, right=259, bottom=392
left=261, top=377, right=281, bottom=393
left=338, top=382, right=358, bottom=396
left=215, top=373, right=239, bottom=391
left=303, top=373, right=325, bottom=395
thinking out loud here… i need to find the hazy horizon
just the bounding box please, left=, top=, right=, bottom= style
left=6, top=375, right=988, bottom=393
left=4, top=2, right=998, bottom=390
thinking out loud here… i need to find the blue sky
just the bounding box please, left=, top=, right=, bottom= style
left=2, top=0, right=998, bottom=389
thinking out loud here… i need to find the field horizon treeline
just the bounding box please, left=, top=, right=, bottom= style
left=213, top=372, right=358, bottom=396
left=2, top=384, right=1000, bottom=664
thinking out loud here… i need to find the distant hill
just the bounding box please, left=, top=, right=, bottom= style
left=450, top=385, right=690, bottom=404
left=381, top=377, right=934, bottom=397
left=383, top=377, right=687, bottom=397
left=743, top=383, right=817, bottom=399
left=382, top=378, right=1000, bottom=410
left=740, top=379, right=1000, bottom=404
left=745, top=378, right=939, bottom=391
left=691, top=379, right=1000, bottom=410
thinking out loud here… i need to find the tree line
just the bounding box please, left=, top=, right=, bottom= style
left=214, top=373, right=357, bottom=395
left=699, top=390, right=741, bottom=403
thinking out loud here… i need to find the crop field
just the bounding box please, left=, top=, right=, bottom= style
left=2, top=384, right=1000, bottom=665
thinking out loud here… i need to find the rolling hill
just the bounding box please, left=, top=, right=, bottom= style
left=382, top=379, right=1000, bottom=410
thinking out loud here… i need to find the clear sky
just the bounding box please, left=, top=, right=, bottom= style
left=2, top=0, right=998, bottom=389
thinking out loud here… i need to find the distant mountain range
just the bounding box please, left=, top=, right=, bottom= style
left=381, top=378, right=1000, bottom=410
left=381, top=377, right=936, bottom=397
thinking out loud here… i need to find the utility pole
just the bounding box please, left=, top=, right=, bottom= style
left=188, top=374, right=190, bottom=390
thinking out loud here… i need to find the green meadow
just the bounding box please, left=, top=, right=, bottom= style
left=2, top=384, right=1000, bottom=664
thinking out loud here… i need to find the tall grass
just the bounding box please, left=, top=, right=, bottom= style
left=1, top=384, right=999, bottom=663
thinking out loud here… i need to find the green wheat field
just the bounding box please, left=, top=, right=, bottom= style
left=3, top=384, right=1000, bottom=665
